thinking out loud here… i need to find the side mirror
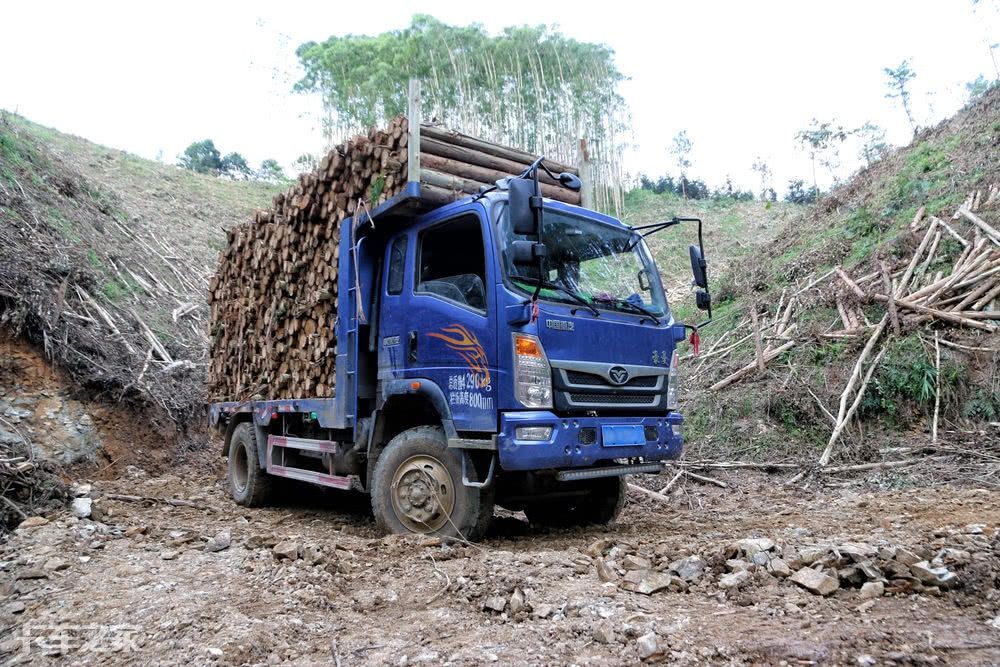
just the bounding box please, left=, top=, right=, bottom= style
left=511, top=239, right=546, bottom=266
left=689, top=244, right=708, bottom=289
left=509, top=178, right=539, bottom=235
left=558, top=172, right=582, bottom=192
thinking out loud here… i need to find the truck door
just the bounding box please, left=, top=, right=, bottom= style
left=380, top=208, right=497, bottom=432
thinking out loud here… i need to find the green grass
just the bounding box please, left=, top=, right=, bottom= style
left=47, top=206, right=79, bottom=241
left=883, top=137, right=961, bottom=221
left=101, top=280, right=127, bottom=301
left=621, top=188, right=804, bottom=328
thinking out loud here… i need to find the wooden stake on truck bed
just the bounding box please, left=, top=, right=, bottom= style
left=407, top=79, right=421, bottom=185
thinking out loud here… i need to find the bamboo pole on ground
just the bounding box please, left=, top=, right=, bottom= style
left=818, top=315, right=888, bottom=466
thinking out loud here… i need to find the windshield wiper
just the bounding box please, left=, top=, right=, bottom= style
left=515, top=276, right=600, bottom=316
left=593, top=296, right=661, bottom=324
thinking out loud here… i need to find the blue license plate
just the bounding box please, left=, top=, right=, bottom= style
left=601, top=425, right=645, bottom=447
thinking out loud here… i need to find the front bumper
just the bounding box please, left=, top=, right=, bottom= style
left=497, top=411, right=683, bottom=471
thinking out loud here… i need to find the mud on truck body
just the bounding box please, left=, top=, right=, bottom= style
left=210, top=163, right=712, bottom=540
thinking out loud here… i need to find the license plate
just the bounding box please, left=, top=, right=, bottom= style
left=601, top=425, right=645, bottom=447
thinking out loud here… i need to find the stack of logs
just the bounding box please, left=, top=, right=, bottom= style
left=208, top=116, right=582, bottom=401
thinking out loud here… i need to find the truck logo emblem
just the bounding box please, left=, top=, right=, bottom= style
left=608, top=366, right=630, bottom=385
left=427, top=324, right=491, bottom=389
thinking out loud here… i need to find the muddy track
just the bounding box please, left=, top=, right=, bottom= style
left=1, top=447, right=999, bottom=666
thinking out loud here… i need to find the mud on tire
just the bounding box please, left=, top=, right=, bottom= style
left=371, top=425, right=494, bottom=541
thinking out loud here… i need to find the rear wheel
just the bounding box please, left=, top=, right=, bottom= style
left=371, top=426, right=494, bottom=541
left=227, top=422, right=273, bottom=507
left=525, top=476, right=625, bottom=528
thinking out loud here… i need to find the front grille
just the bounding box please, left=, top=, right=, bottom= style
left=578, top=428, right=597, bottom=445
left=565, top=370, right=658, bottom=388
left=568, top=393, right=658, bottom=405
left=553, top=365, right=669, bottom=414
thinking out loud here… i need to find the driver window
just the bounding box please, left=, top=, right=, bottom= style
left=416, top=215, right=487, bottom=311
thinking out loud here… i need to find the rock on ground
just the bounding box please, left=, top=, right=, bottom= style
left=789, top=567, right=840, bottom=596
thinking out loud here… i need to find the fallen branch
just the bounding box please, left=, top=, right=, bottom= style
left=819, top=459, right=920, bottom=474
left=751, top=308, right=765, bottom=373
left=937, top=338, right=999, bottom=354
left=930, top=216, right=970, bottom=247
left=835, top=266, right=867, bottom=299
left=0, top=495, right=28, bottom=520
left=710, top=340, right=796, bottom=391
left=932, top=332, right=941, bottom=446
left=658, top=470, right=684, bottom=494
left=819, top=315, right=888, bottom=466
left=679, top=469, right=729, bottom=488
left=896, top=221, right=939, bottom=297
left=880, top=261, right=901, bottom=335
left=627, top=483, right=672, bottom=504
left=678, top=460, right=799, bottom=470
left=959, top=208, right=1000, bottom=245
left=872, top=292, right=998, bottom=331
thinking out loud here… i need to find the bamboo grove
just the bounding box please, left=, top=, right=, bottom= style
left=294, top=15, right=627, bottom=214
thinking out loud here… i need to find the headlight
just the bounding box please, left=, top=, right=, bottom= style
left=513, top=333, right=552, bottom=408
left=666, top=349, right=679, bottom=410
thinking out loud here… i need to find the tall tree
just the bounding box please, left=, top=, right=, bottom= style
left=670, top=131, right=693, bottom=199
left=965, top=74, right=993, bottom=103
left=257, top=159, right=286, bottom=183
left=221, top=152, right=253, bottom=180
left=293, top=153, right=318, bottom=174
left=293, top=15, right=629, bottom=213
left=853, top=122, right=889, bottom=168
left=751, top=157, right=772, bottom=201
left=178, top=139, right=222, bottom=174
left=884, top=60, right=918, bottom=137
left=795, top=119, right=847, bottom=192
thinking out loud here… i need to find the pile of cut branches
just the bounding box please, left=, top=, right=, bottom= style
left=0, top=113, right=205, bottom=424
left=0, top=421, right=65, bottom=532
left=702, top=184, right=1000, bottom=471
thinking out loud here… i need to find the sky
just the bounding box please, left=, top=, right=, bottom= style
left=2, top=1, right=997, bottom=194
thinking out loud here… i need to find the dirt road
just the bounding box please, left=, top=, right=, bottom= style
left=2, top=448, right=999, bottom=666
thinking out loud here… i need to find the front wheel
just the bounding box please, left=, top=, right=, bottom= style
left=371, top=426, right=494, bottom=541
left=525, top=476, right=625, bottom=528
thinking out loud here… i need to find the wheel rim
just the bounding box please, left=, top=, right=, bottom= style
left=390, top=454, right=455, bottom=533
left=232, top=442, right=249, bottom=493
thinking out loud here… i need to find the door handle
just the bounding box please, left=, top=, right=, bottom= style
left=408, top=330, right=418, bottom=362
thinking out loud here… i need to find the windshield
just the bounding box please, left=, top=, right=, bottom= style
left=498, top=205, right=669, bottom=317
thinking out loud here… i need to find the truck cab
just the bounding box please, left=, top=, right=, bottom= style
left=211, top=172, right=710, bottom=540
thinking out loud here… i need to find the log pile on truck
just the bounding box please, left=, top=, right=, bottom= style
left=208, top=101, right=588, bottom=401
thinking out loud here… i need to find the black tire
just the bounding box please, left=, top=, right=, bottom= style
left=525, top=476, right=625, bottom=528
left=371, top=425, right=494, bottom=541
left=227, top=422, right=273, bottom=507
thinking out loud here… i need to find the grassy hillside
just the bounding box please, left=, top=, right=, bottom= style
left=624, top=190, right=805, bottom=323
left=680, top=86, right=1000, bottom=466
left=5, top=116, right=281, bottom=264
left=0, top=112, right=282, bottom=422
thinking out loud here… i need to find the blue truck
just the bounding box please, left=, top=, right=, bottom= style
left=210, top=158, right=711, bottom=540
